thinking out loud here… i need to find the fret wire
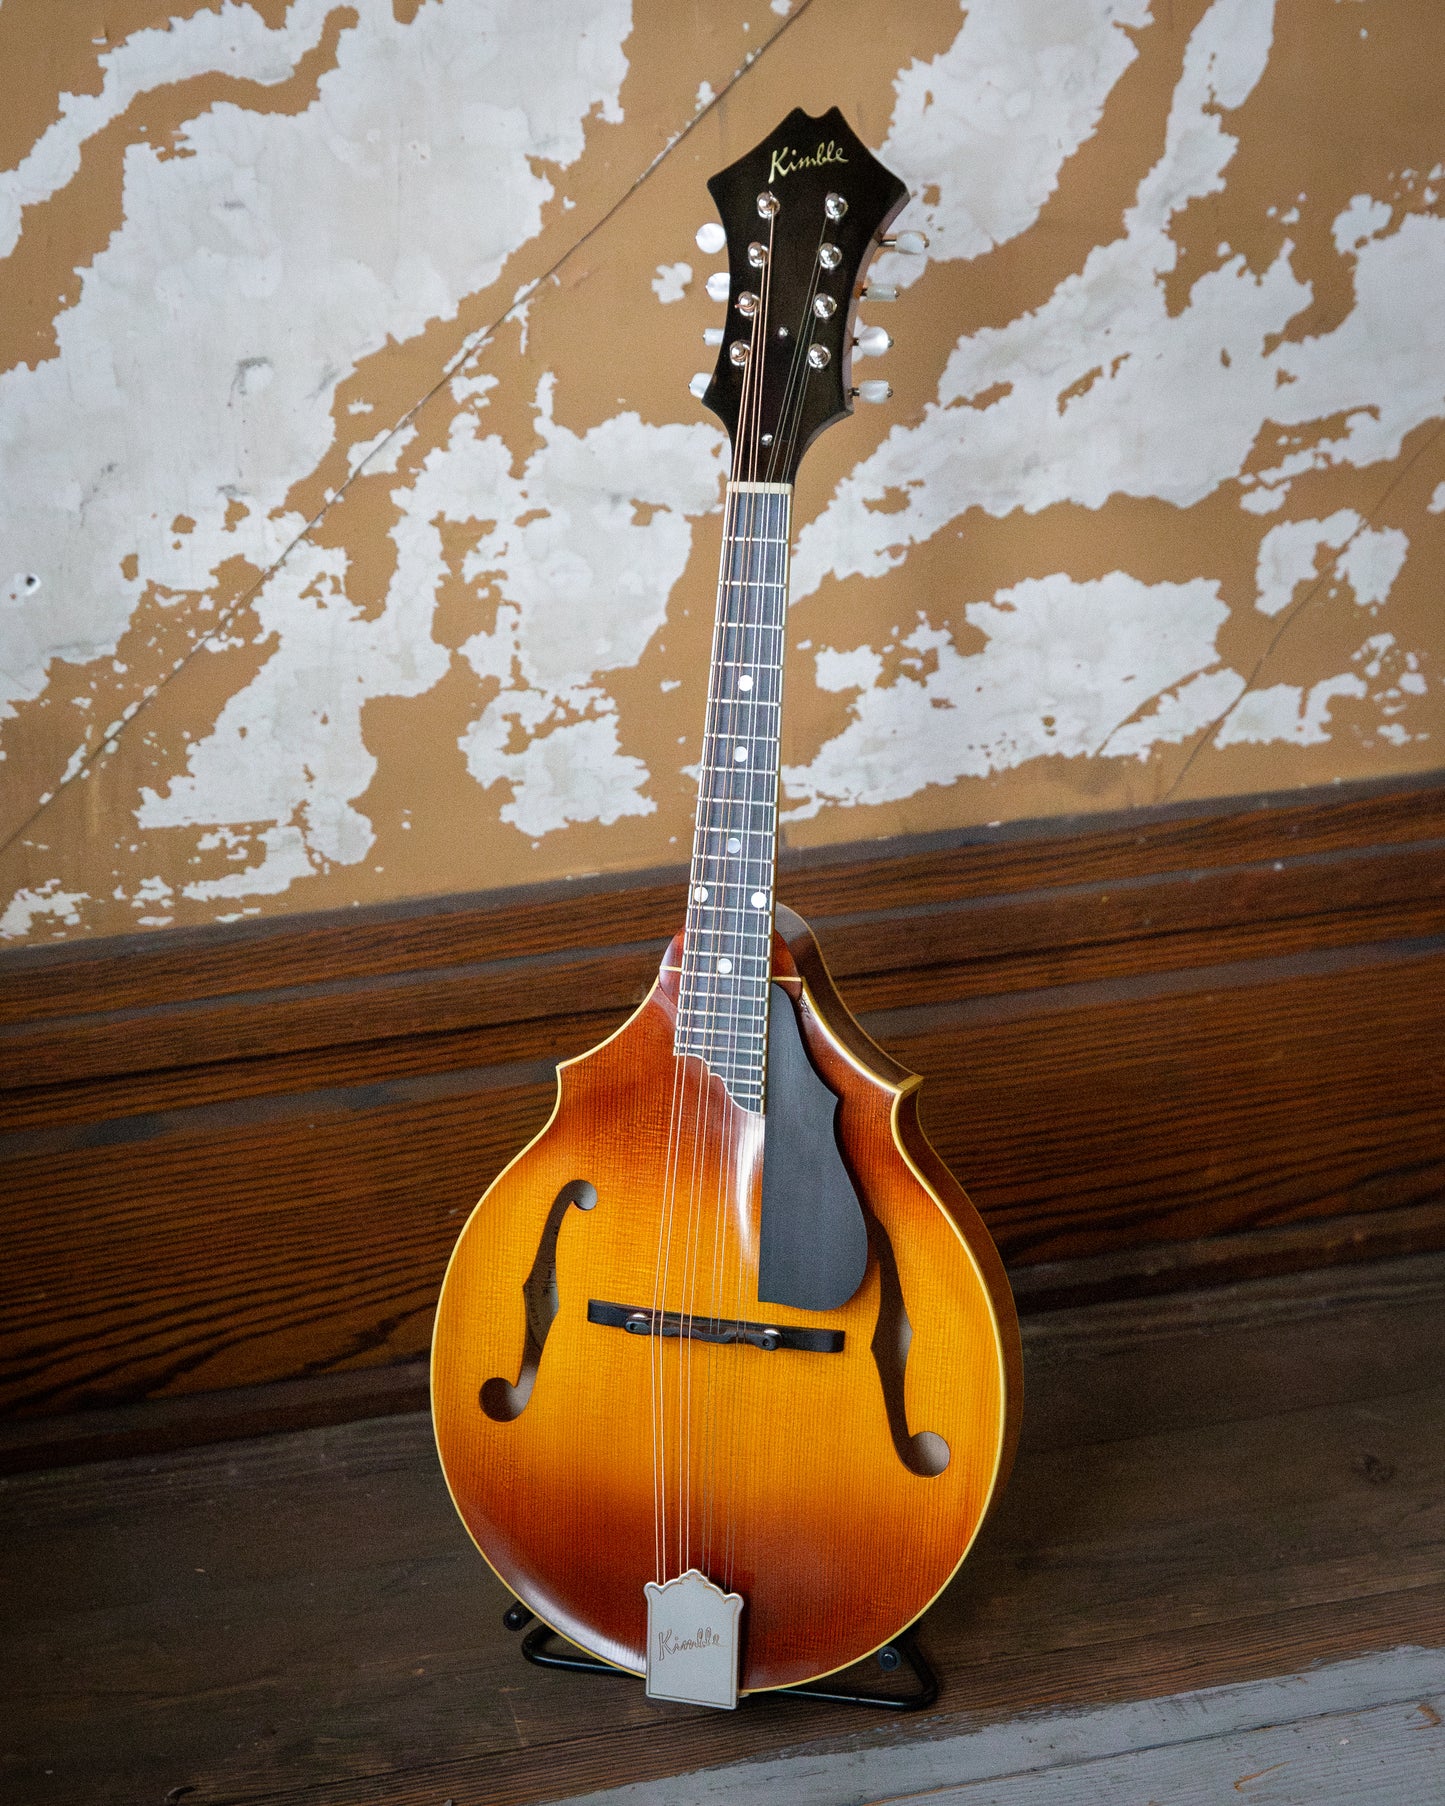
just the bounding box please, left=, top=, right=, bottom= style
left=679, top=479, right=793, bottom=1104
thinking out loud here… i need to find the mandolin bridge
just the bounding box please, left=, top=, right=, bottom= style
left=587, top=1299, right=842, bottom=1354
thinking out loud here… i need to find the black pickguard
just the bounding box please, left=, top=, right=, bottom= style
left=757, top=983, right=868, bottom=1311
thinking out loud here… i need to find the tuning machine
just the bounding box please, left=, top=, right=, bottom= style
left=880, top=230, right=929, bottom=255
left=854, top=325, right=892, bottom=358
left=689, top=372, right=711, bottom=399
left=851, top=380, right=892, bottom=403
left=695, top=222, right=726, bottom=255
left=705, top=271, right=730, bottom=303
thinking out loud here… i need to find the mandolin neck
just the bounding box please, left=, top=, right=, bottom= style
left=674, top=479, right=793, bottom=1113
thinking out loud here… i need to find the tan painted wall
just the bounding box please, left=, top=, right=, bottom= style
left=2, top=0, right=1442, bottom=943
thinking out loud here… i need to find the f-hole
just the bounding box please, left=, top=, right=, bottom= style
left=869, top=1217, right=950, bottom=1477
left=479, top=1179, right=596, bottom=1422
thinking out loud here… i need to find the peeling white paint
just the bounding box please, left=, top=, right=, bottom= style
left=135, top=530, right=445, bottom=893
left=1214, top=674, right=1366, bottom=747
left=784, top=572, right=1232, bottom=817
left=1254, top=511, right=1361, bottom=616
left=138, top=352, right=720, bottom=890
left=0, top=0, right=341, bottom=260
left=0, top=0, right=633, bottom=739
left=780, top=0, right=1443, bottom=806
left=1215, top=631, right=1426, bottom=750
left=795, top=0, right=1445, bottom=596
left=182, top=825, right=320, bottom=901
left=652, top=261, right=692, bottom=303
left=0, top=881, right=90, bottom=938
left=814, top=645, right=885, bottom=692
left=453, top=377, right=725, bottom=837
left=1428, top=482, right=1445, bottom=513
left=883, top=0, right=1150, bottom=277
left=794, top=0, right=1289, bottom=595
left=349, top=422, right=419, bottom=478
left=1332, top=192, right=1392, bottom=255
left=1338, top=526, right=1408, bottom=608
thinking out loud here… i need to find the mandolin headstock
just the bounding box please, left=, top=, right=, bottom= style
left=695, top=108, right=911, bottom=485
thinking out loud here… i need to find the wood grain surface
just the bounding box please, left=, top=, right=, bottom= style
left=2, top=1251, right=1441, bottom=1805
left=2, top=775, right=1443, bottom=1422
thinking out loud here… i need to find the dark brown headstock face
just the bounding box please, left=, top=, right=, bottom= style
left=698, top=108, right=909, bottom=486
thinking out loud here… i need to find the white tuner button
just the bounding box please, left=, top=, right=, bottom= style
left=883, top=230, right=929, bottom=255
left=863, top=282, right=898, bottom=302
left=853, top=380, right=892, bottom=403
left=855, top=325, right=892, bottom=358
left=703, top=326, right=724, bottom=347
left=689, top=372, right=710, bottom=399
left=705, top=270, right=730, bottom=302
left=696, top=222, right=726, bottom=255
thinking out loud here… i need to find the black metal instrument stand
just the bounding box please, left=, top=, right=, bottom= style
left=502, top=1601, right=939, bottom=1711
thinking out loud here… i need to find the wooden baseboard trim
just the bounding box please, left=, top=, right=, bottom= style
left=3, top=775, right=1443, bottom=1423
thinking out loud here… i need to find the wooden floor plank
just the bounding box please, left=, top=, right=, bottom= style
left=2, top=1255, right=1442, bottom=1806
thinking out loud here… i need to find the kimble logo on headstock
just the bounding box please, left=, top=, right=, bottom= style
left=697, top=107, right=910, bottom=485
left=767, top=138, right=848, bottom=184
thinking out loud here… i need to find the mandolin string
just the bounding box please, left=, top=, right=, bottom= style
left=707, top=217, right=773, bottom=1581
left=772, top=217, right=833, bottom=487
left=684, top=233, right=770, bottom=1581
left=656, top=749, right=717, bottom=1587
left=764, top=218, right=828, bottom=489
left=716, top=209, right=779, bottom=1594
left=659, top=451, right=747, bottom=1584
left=721, top=200, right=821, bottom=1593
left=653, top=937, right=695, bottom=1582
left=677, top=470, right=745, bottom=1579
left=725, top=211, right=826, bottom=1590
left=688, top=216, right=752, bottom=1587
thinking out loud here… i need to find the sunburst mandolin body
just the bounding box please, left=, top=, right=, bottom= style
left=432, top=907, right=1020, bottom=1693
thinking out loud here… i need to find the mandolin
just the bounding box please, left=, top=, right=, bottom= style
left=432, top=108, right=1021, bottom=1709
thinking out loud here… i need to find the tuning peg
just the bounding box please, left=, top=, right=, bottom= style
left=695, top=222, right=726, bottom=255
left=862, top=282, right=898, bottom=302
left=689, top=372, right=711, bottom=399
left=881, top=230, right=929, bottom=255
left=705, top=271, right=730, bottom=302
left=852, top=380, right=892, bottom=403
left=854, top=325, right=892, bottom=358
left=703, top=326, right=724, bottom=347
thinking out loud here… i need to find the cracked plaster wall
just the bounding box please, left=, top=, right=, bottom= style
left=2, top=0, right=1443, bottom=942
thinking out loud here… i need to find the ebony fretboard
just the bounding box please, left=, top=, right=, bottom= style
left=674, top=481, right=791, bottom=1112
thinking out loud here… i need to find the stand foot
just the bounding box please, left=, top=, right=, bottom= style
left=779, top=1628, right=938, bottom=1711
left=501, top=1604, right=939, bottom=1710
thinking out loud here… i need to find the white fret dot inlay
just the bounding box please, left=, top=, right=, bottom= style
left=738, top=674, right=753, bottom=691
left=751, top=891, right=767, bottom=908
left=726, top=837, right=741, bottom=852
left=717, top=957, right=733, bottom=974
left=693, top=885, right=708, bottom=902
left=733, top=745, right=747, bottom=762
